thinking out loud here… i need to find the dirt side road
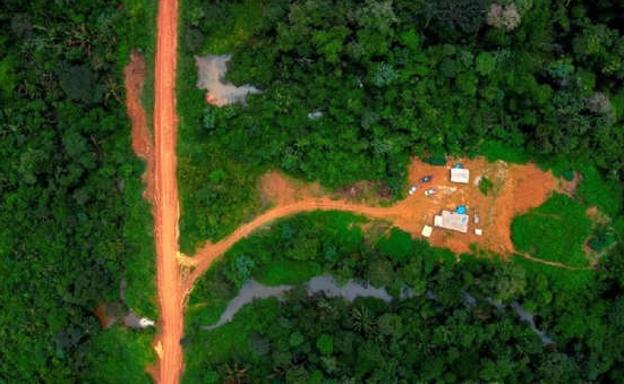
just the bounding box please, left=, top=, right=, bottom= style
left=182, top=159, right=565, bottom=297
left=182, top=198, right=401, bottom=295
left=152, top=0, right=183, bottom=382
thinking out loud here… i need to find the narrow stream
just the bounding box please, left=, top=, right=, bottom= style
left=203, top=274, right=554, bottom=346
left=203, top=275, right=393, bottom=330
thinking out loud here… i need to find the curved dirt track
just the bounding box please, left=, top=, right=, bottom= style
left=182, top=159, right=569, bottom=297
left=152, top=0, right=183, bottom=382
left=182, top=198, right=399, bottom=295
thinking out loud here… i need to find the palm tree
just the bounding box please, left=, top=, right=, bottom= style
left=223, top=362, right=248, bottom=384
left=351, top=306, right=377, bottom=336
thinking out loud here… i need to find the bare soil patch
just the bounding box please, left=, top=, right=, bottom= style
left=94, top=303, right=121, bottom=329
left=124, top=51, right=155, bottom=202
left=259, top=171, right=324, bottom=206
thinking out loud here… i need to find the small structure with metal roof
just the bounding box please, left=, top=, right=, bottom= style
left=421, top=225, right=433, bottom=238
left=434, top=210, right=469, bottom=233
left=450, top=168, right=470, bottom=184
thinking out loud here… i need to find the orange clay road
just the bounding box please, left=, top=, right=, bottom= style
left=151, top=0, right=183, bottom=382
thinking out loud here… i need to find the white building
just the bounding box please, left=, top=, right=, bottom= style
left=434, top=210, right=469, bottom=233
left=450, top=168, right=470, bottom=184
left=421, top=225, right=433, bottom=238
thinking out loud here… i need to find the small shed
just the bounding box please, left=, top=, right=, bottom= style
left=421, top=225, right=433, bottom=238
left=450, top=168, right=470, bottom=184
left=434, top=210, right=469, bottom=233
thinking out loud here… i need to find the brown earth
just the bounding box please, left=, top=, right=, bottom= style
left=94, top=303, right=118, bottom=329
left=125, top=51, right=154, bottom=202
left=150, top=0, right=183, bottom=382
left=182, top=157, right=565, bottom=298
left=125, top=0, right=183, bottom=382
left=259, top=171, right=324, bottom=206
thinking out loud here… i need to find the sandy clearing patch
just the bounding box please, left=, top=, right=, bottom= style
left=195, top=55, right=261, bottom=106
left=259, top=171, right=324, bottom=206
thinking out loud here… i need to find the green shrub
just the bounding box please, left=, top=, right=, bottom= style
left=424, top=154, right=447, bottom=166
left=577, top=164, right=623, bottom=218
left=479, top=176, right=493, bottom=195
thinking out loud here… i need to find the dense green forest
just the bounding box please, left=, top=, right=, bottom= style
left=177, top=0, right=624, bottom=383
left=1, top=1, right=156, bottom=382
left=184, top=211, right=624, bottom=383
left=178, top=0, right=624, bottom=253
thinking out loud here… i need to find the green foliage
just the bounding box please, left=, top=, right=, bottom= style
left=480, top=141, right=530, bottom=164
left=80, top=326, right=154, bottom=384
left=184, top=212, right=624, bottom=383
left=227, top=255, right=256, bottom=287
left=58, top=64, right=100, bottom=103
left=577, top=164, right=623, bottom=218
left=424, top=154, right=447, bottom=166
left=0, top=0, right=157, bottom=380
left=316, top=334, right=334, bottom=355
left=178, top=0, right=624, bottom=253
left=256, top=260, right=321, bottom=286
left=475, top=51, right=496, bottom=76
left=479, top=176, right=493, bottom=195
left=0, top=55, right=16, bottom=95
left=376, top=228, right=413, bottom=263
left=589, top=227, right=616, bottom=251
left=512, top=194, right=592, bottom=268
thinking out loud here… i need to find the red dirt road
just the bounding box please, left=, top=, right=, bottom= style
left=152, top=0, right=183, bottom=382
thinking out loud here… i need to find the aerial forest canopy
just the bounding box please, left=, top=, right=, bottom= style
left=177, top=0, right=624, bottom=253
left=184, top=212, right=624, bottom=383
left=183, top=0, right=624, bottom=190
left=0, top=0, right=155, bottom=382
left=177, top=0, right=624, bottom=383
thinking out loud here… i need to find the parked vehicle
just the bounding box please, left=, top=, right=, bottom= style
left=424, top=188, right=437, bottom=196
left=408, top=185, right=419, bottom=195
left=420, top=175, right=433, bottom=183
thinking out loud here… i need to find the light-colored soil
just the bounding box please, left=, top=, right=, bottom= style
left=195, top=55, right=260, bottom=106
left=182, top=157, right=563, bottom=298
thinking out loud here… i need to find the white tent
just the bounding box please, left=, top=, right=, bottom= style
left=450, top=168, right=470, bottom=184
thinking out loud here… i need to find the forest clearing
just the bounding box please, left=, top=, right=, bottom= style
left=5, top=0, right=624, bottom=383
left=182, top=158, right=575, bottom=297
left=125, top=0, right=614, bottom=381
left=126, top=29, right=582, bottom=383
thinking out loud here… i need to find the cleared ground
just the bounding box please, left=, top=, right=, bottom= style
left=182, top=158, right=571, bottom=297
